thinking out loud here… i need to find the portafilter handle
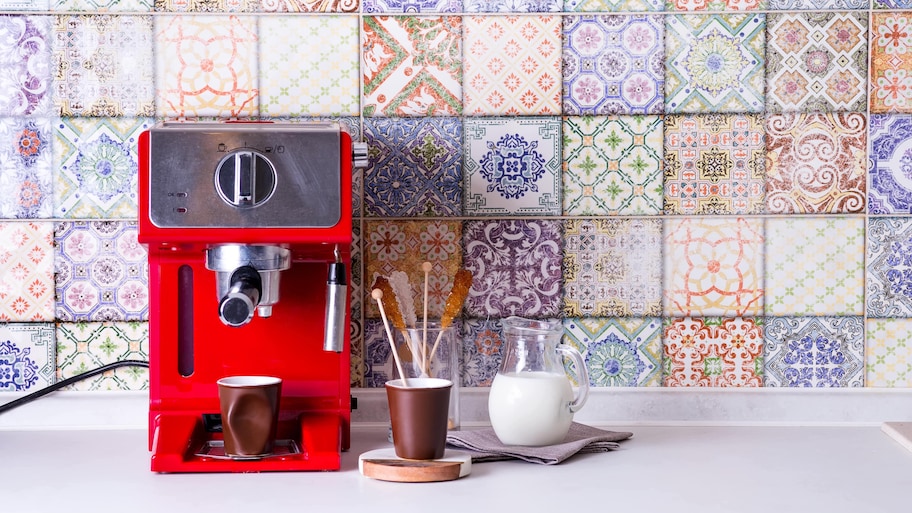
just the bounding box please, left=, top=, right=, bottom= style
left=219, top=265, right=262, bottom=327
left=323, top=248, right=347, bottom=353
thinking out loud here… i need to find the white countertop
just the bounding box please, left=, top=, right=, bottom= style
left=2, top=424, right=912, bottom=513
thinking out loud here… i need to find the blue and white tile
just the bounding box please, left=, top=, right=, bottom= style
left=867, top=217, right=912, bottom=318
left=55, top=221, right=148, bottom=322
left=0, top=15, right=51, bottom=116
left=869, top=114, right=912, bottom=214
left=563, top=317, right=662, bottom=387
left=0, top=323, right=54, bottom=392
left=364, top=318, right=395, bottom=388
left=349, top=221, right=364, bottom=388
left=363, top=0, right=460, bottom=11
left=464, top=117, right=561, bottom=217
left=770, top=0, right=866, bottom=7
left=462, top=318, right=504, bottom=387
left=0, top=117, right=53, bottom=219
left=364, top=117, right=462, bottom=217
left=56, top=322, right=149, bottom=391
left=874, top=0, right=912, bottom=8
left=464, top=0, right=560, bottom=11
left=764, top=316, right=864, bottom=387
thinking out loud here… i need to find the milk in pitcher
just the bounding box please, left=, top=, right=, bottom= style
left=488, top=371, right=574, bottom=446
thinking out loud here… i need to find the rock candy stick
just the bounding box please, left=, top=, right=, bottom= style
left=427, top=268, right=473, bottom=373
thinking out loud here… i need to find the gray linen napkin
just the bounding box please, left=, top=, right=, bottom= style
left=445, top=422, right=633, bottom=465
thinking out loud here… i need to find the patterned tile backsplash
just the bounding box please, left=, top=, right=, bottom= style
left=7, top=4, right=912, bottom=401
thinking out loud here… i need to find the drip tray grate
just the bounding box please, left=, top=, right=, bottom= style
left=194, top=439, right=302, bottom=461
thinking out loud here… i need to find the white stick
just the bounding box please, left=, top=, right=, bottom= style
left=372, top=289, right=408, bottom=387
left=420, top=261, right=432, bottom=375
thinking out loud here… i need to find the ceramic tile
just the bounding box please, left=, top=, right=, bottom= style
left=363, top=117, right=462, bottom=217
left=350, top=222, right=363, bottom=388
left=55, top=221, right=148, bottom=322
left=765, top=113, right=867, bottom=214
left=0, top=117, right=53, bottom=219
left=562, top=15, right=664, bottom=115
left=664, top=217, right=764, bottom=317
left=464, top=117, right=561, bottom=216
left=155, top=15, right=258, bottom=118
left=563, top=317, right=662, bottom=387
left=0, top=323, right=54, bottom=392
left=562, top=115, right=663, bottom=216
left=462, top=318, right=504, bottom=387
left=562, top=219, right=662, bottom=317
left=364, top=220, right=463, bottom=319
left=154, top=0, right=257, bottom=11
left=54, top=117, right=152, bottom=219
left=869, top=114, right=912, bottom=214
left=866, top=318, right=912, bottom=387
left=765, top=217, right=865, bottom=316
left=56, top=322, right=149, bottom=391
left=463, top=15, right=561, bottom=116
left=53, top=0, right=152, bottom=12
left=364, top=318, right=392, bottom=387
left=766, top=13, right=867, bottom=113
left=0, top=0, right=48, bottom=9
left=258, top=16, right=359, bottom=117
left=874, top=0, right=912, bottom=8
left=564, top=0, right=662, bottom=12
left=770, top=0, right=866, bottom=7
left=464, top=0, right=560, bottom=11
left=362, top=16, right=461, bottom=117
left=867, top=218, right=912, bottom=318
left=363, top=0, right=457, bottom=12
left=665, top=0, right=765, bottom=9
left=663, top=113, right=766, bottom=215
left=871, top=13, right=912, bottom=114
left=0, top=16, right=51, bottom=117
left=52, top=16, right=154, bottom=117
left=663, top=317, right=763, bottom=387
left=764, top=316, right=864, bottom=387
left=0, top=222, right=54, bottom=322
left=665, top=14, right=765, bottom=113
left=462, top=219, right=563, bottom=318
left=263, top=0, right=358, bottom=11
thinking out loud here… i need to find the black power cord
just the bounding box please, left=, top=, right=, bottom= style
left=0, top=360, right=150, bottom=416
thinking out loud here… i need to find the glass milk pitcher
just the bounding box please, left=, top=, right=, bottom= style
left=488, top=317, right=590, bottom=446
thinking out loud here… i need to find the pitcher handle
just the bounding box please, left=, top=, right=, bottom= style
left=557, top=345, right=589, bottom=413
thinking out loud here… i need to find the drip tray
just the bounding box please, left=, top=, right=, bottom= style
left=195, top=440, right=302, bottom=461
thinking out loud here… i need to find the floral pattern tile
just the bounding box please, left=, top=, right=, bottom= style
left=866, top=318, right=912, bottom=387
left=464, top=117, right=561, bottom=216
left=867, top=218, right=912, bottom=318
left=363, top=0, right=456, bottom=11
left=155, top=16, right=258, bottom=118
left=54, top=117, right=151, bottom=219
left=665, top=14, right=765, bottom=113
left=363, top=318, right=392, bottom=387
left=462, top=318, right=504, bottom=387
left=562, top=15, right=664, bottom=115
left=364, top=220, right=463, bottom=319
left=0, top=16, right=51, bottom=117
left=463, top=15, right=561, bottom=116
left=349, top=222, right=364, bottom=388
left=0, top=323, right=54, bottom=391
left=53, top=0, right=152, bottom=10
left=663, top=317, right=763, bottom=387
left=766, top=13, right=867, bottom=113
left=564, top=0, right=662, bottom=12
left=563, top=317, right=662, bottom=387
left=871, top=13, right=912, bottom=114
left=663, top=113, right=765, bottom=215
left=875, top=1, right=912, bottom=9
left=263, top=0, right=358, bottom=11
left=0, top=117, right=53, bottom=219
left=154, top=0, right=257, bottom=11
left=664, top=217, right=764, bottom=317
left=765, top=113, right=867, bottom=214
left=563, top=115, right=663, bottom=216
left=364, top=118, right=462, bottom=217
left=56, top=322, right=149, bottom=391
left=55, top=221, right=148, bottom=322
left=562, top=219, right=662, bottom=317
left=0, top=222, right=53, bottom=322
left=665, top=0, right=765, bottom=9
left=53, top=16, right=154, bottom=117
left=869, top=114, right=912, bottom=214
left=464, top=0, right=560, bottom=12
left=463, top=219, right=562, bottom=318
left=764, top=316, right=864, bottom=387
left=259, top=16, right=360, bottom=117
left=765, top=217, right=865, bottom=316
left=771, top=0, right=866, bottom=7
left=362, top=16, right=461, bottom=117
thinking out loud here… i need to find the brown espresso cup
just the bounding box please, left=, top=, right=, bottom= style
left=386, top=378, right=452, bottom=460
left=217, top=376, right=282, bottom=457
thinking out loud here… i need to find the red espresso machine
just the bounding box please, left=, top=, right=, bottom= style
left=138, top=122, right=367, bottom=472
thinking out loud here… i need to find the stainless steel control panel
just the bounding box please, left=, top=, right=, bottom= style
left=147, top=123, right=343, bottom=229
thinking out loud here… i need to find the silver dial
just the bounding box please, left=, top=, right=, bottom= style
left=214, top=150, right=277, bottom=208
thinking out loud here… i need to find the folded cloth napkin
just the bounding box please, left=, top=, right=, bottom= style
left=445, top=423, right=633, bottom=465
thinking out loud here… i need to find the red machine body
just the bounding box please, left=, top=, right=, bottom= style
left=138, top=122, right=357, bottom=472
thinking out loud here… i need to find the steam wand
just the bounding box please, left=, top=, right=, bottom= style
left=323, top=245, right=347, bottom=353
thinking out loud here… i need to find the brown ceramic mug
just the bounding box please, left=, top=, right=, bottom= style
left=386, top=378, right=452, bottom=460
left=217, top=376, right=282, bottom=457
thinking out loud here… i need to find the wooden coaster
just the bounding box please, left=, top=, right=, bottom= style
left=359, top=449, right=471, bottom=483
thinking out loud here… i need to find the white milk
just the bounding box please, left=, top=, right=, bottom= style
left=488, top=371, right=574, bottom=446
